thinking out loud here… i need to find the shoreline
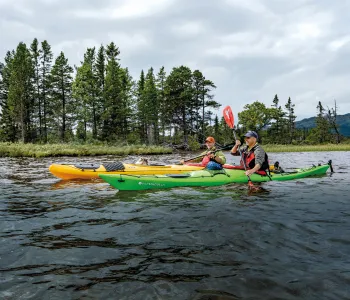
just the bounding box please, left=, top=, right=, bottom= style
left=0, top=142, right=349, bottom=158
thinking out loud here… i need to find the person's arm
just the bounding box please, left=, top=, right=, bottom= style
left=180, top=150, right=207, bottom=164
left=245, top=163, right=261, bottom=176
left=230, top=140, right=241, bottom=156
left=209, top=151, right=226, bottom=164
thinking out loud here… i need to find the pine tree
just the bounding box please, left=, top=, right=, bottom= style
left=119, top=67, right=134, bottom=141
left=0, top=51, right=18, bottom=142
left=156, top=66, right=167, bottom=143
left=30, top=38, right=42, bottom=140
left=7, top=42, right=34, bottom=142
left=192, top=70, right=218, bottom=141
left=143, top=67, right=158, bottom=144
left=214, top=114, right=220, bottom=138
left=136, top=70, right=146, bottom=143
left=326, top=100, right=341, bottom=143
left=270, top=94, right=285, bottom=143
left=102, top=42, right=122, bottom=141
left=285, top=97, right=296, bottom=144
left=165, top=66, right=193, bottom=145
left=50, top=51, right=73, bottom=142
left=40, top=40, right=53, bottom=142
left=72, top=47, right=100, bottom=139
left=95, top=45, right=106, bottom=138
left=315, top=101, right=330, bottom=143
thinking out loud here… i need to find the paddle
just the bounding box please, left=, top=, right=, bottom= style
left=182, top=143, right=234, bottom=163
left=223, top=105, right=259, bottom=190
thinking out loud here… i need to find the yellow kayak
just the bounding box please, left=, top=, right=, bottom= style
left=49, top=161, right=204, bottom=180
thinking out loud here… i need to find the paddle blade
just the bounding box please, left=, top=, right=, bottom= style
left=223, top=105, right=234, bottom=129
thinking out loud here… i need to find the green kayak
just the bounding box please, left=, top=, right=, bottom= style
left=99, top=164, right=330, bottom=191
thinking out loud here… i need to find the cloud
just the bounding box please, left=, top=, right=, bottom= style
left=69, top=0, right=175, bottom=20
left=1, top=0, right=350, bottom=120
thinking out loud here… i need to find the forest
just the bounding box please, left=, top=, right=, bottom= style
left=0, top=39, right=347, bottom=151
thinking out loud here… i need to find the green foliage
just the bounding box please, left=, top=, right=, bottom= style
left=187, top=135, right=201, bottom=151
left=238, top=101, right=276, bottom=134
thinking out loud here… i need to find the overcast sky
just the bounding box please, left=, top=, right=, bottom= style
left=1, top=0, right=350, bottom=120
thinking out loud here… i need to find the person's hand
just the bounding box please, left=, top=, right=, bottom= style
left=180, top=159, right=185, bottom=164
left=235, top=139, right=241, bottom=146
left=245, top=169, right=254, bottom=176
left=208, top=152, right=216, bottom=159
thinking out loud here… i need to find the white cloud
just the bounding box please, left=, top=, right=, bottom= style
left=70, top=0, right=174, bottom=20
left=328, top=35, right=350, bottom=51
left=171, top=21, right=205, bottom=38
left=224, top=0, right=273, bottom=16
left=0, top=19, right=45, bottom=39
left=106, top=32, right=152, bottom=54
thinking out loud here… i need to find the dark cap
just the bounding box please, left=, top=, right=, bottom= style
left=244, top=131, right=258, bottom=139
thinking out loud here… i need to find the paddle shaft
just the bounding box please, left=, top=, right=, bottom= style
left=232, top=128, right=252, bottom=182
left=183, top=143, right=234, bottom=163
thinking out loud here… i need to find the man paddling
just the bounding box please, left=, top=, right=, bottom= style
left=230, top=131, right=269, bottom=176
left=180, top=136, right=226, bottom=170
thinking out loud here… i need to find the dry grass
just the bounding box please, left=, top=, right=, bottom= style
left=0, top=142, right=173, bottom=157
left=263, top=144, right=350, bottom=152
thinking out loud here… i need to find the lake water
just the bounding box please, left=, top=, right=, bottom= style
left=0, top=151, right=349, bottom=300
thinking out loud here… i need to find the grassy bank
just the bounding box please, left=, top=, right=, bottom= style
left=1, top=142, right=349, bottom=158
left=263, top=144, right=350, bottom=152
left=0, top=142, right=173, bottom=158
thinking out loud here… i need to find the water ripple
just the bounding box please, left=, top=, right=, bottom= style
left=0, top=153, right=349, bottom=299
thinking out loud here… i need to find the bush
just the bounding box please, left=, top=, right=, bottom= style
left=187, top=135, right=201, bottom=151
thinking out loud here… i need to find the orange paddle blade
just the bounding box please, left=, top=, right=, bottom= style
left=223, top=105, right=234, bottom=129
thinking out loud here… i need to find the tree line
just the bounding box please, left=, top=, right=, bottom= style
left=0, top=39, right=345, bottom=148
left=0, top=39, right=219, bottom=148
left=234, top=95, right=343, bottom=145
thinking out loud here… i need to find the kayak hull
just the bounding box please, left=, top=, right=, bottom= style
left=49, top=163, right=204, bottom=180
left=99, top=164, right=330, bottom=191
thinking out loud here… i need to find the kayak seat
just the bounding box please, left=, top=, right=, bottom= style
left=103, top=161, right=125, bottom=172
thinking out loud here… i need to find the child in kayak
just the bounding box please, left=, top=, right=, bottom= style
left=230, top=131, right=269, bottom=176
left=180, top=136, right=226, bottom=170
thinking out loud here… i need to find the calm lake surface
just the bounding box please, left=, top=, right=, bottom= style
left=0, top=151, right=349, bottom=300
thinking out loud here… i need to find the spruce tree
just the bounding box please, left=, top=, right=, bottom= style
left=50, top=51, right=73, bottom=142
left=0, top=51, right=17, bottom=141
left=40, top=40, right=53, bottom=142
left=136, top=70, right=146, bottom=143
left=30, top=38, right=42, bottom=140
left=143, top=67, right=158, bottom=144
left=156, top=66, right=167, bottom=143
left=285, top=97, right=296, bottom=144
left=102, top=42, right=122, bottom=141
left=7, top=42, right=34, bottom=142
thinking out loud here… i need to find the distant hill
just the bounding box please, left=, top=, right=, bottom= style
left=295, top=113, right=350, bottom=137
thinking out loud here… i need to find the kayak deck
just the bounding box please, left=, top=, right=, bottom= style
left=49, top=163, right=204, bottom=180
left=99, top=164, right=330, bottom=191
